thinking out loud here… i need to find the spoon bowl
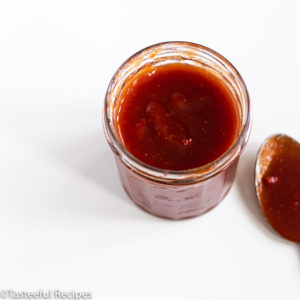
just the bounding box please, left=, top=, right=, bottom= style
left=255, top=134, right=300, bottom=243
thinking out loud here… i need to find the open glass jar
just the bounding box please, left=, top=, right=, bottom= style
left=103, top=42, right=251, bottom=220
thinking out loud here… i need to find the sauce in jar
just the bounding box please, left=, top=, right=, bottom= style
left=256, top=135, right=300, bottom=243
left=116, top=63, right=239, bottom=170
left=104, top=42, right=251, bottom=219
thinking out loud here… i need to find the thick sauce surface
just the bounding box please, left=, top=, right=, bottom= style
left=116, top=63, right=239, bottom=170
left=257, top=135, right=300, bottom=243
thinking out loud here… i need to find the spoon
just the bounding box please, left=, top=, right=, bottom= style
left=255, top=134, right=300, bottom=243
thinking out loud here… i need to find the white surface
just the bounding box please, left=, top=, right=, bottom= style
left=0, top=1, right=300, bottom=299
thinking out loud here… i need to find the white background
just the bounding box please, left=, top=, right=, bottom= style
left=0, top=1, right=299, bottom=299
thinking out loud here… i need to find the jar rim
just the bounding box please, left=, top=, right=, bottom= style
left=103, top=41, right=252, bottom=184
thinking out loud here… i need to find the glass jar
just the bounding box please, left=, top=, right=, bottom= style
left=103, top=41, right=251, bottom=220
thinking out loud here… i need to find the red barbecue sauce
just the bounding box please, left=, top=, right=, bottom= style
left=116, top=63, right=239, bottom=171
left=257, top=135, right=300, bottom=243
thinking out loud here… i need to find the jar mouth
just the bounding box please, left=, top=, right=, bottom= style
left=103, top=41, right=251, bottom=184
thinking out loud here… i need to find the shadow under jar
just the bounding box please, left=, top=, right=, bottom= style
left=103, top=42, right=251, bottom=220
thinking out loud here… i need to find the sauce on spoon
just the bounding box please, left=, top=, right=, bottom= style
left=256, top=134, right=300, bottom=243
